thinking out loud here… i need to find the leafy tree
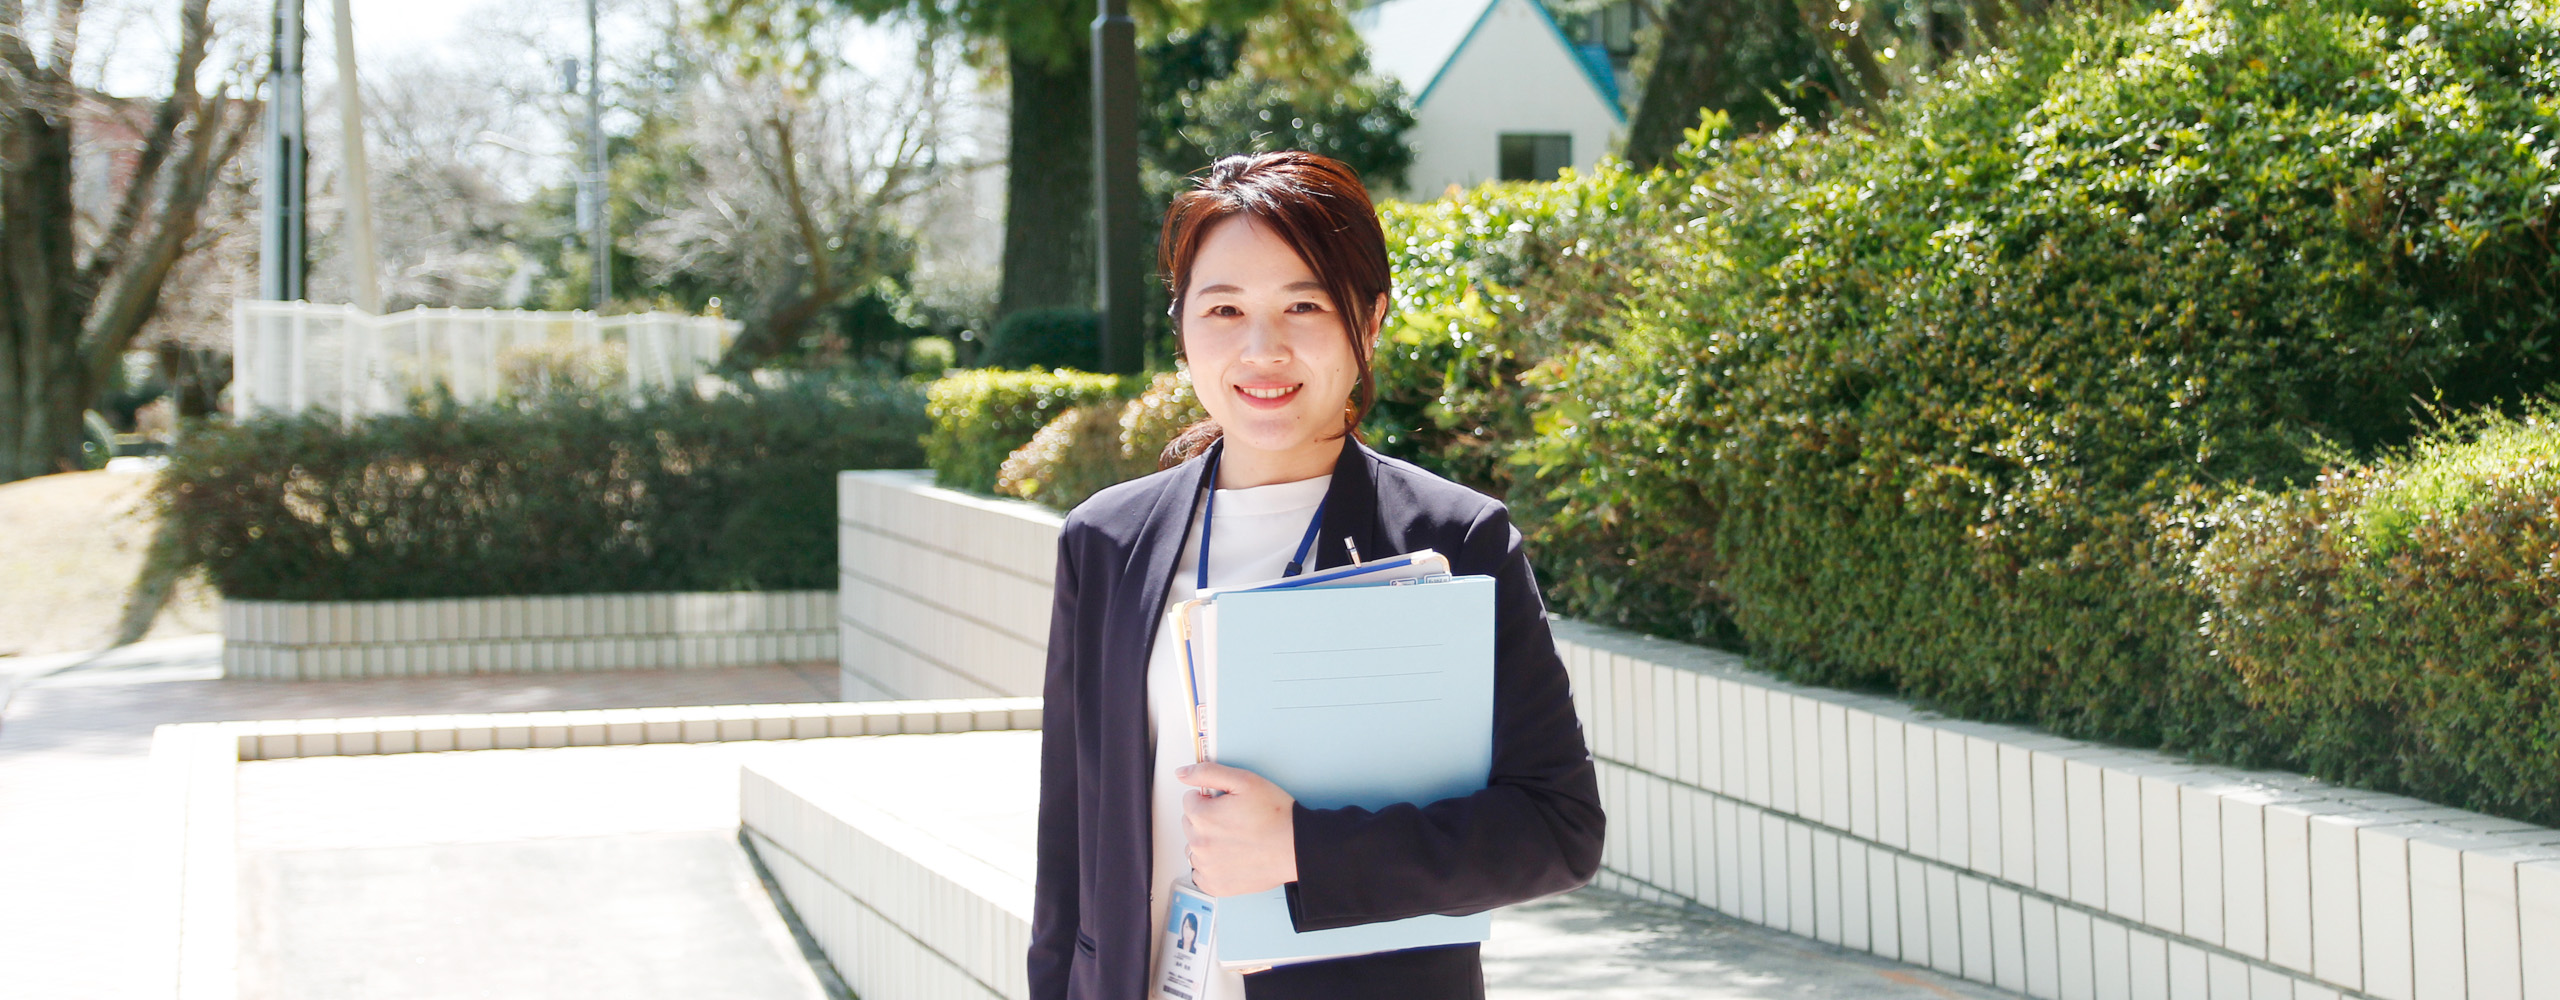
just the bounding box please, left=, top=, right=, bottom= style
left=624, top=16, right=976, bottom=365
left=1, top=0, right=259, bottom=483
left=1140, top=15, right=1413, bottom=195
left=715, top=0, right=1395, bottom=328
left=1625, top=0, right=2058, bottom=168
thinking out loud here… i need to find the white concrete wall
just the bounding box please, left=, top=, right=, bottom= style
left=222, top=590, right=835, bottom=680
left=1398, top=0, right=1623, bottom=197
left=837, top=471, right=1061, bottom=701
left=744, top=762, right=1032, bottom=1000
left=836, top=470, right=2560, bottom=1000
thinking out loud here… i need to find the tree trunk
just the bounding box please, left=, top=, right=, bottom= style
left=0, top=104, right=99, bottom=481
left=997, top=43, right=1095, bottom=321
left=1, top=0, right=253, bottom=485
left=1625, top=0, right=1823, bottom=169
left=1626, top=0, right=1739, bottom=171
left=1793, top=0, right=1891, bottom=111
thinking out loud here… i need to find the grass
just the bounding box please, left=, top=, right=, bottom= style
left=0, top=469, right=219, bottom=657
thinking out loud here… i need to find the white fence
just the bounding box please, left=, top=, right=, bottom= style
left=231, top=300, right=742, bottom=417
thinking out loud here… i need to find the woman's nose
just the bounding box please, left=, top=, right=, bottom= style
left=1238, top=317, right=1290, bottom=366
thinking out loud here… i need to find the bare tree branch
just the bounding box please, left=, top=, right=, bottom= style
left=80, top=83, right=243, bottom=366
left=82, top=0, right=212, bottom=285
left=44, top=0, right=80, bottom=76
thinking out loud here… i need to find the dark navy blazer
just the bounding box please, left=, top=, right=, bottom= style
left=1029, top=439, right=1605, bottom=1000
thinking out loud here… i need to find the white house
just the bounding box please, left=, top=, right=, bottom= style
left=1352, top=0, right=1628, bottom=199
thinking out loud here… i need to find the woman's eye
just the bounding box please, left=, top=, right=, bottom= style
left=1205, top=304, right=1242, bottom=318
left=1287, top=301, right=1325, bottom=314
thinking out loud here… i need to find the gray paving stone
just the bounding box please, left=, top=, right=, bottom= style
left=1487, top=888, right=2016, bottom=999
left=239, top=831, right=825, bottom=1000
left=0, top=639, right=839, bottom=1000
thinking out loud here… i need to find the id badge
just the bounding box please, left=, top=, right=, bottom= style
left=1153, top=880, right=1218, bottom=1000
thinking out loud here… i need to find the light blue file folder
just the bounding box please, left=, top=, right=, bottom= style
left=1200, top=575, right=1497, bottom=966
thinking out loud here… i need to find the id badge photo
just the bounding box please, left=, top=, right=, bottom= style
left=1153, top=880, right=1218, bottom=1000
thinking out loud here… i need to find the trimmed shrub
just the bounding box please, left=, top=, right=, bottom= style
left=2195, top=407, right=2560, bottom=824
left=980, top=308, right=1103, bottom=371
left=997, top=404, right=1141, bottom=510
left=1365, top=169, right=1665, bottom=500
left=1529, top=0, right=2560, bottom=758
left=997, top=371, right=1208, bottom=510
left=1365, top=166, right=1741, bottom=642
left=1118, top=370, right=1209, bottom=470
left=158, top=379, right=928, bottom=601
left=924, top=369, right=1139, bottom=494
left=904, top=335, right=957, bottom=376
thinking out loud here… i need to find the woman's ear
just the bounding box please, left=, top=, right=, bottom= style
left=1367, top=293, right=1389, bottom=352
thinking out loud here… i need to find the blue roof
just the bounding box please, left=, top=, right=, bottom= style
left=1351, top=0, right=1626, bottom=123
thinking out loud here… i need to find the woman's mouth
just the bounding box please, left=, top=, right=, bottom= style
left=1235, top=383, right=1301, bottom=409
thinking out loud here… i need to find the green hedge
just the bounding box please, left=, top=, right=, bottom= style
left=2195, top=408, right=2560, bottom=825
left=997, top=371, right=1206, bottom=510
left=923, top=369, right=1139, bottom=494
left=1364, top=171, right=1667, bottom=497
left=1520, top=0, right=2560, bottom=767
left=159, top=380, right=927, bottom=601
left=980, top=308, right=1103, bottom=371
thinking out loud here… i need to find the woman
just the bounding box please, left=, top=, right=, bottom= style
left=1029, top=151, right=1604, bottom=1000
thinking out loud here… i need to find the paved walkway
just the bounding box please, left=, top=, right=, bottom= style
left=0, top=636, right=838, bottom=1000
left=0, top=636, right=2012, bottom=999
left=754, top=731, right=2013, bottom=1000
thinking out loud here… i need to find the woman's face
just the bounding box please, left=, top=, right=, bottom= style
left=1179, top=216, right=1370, bottom=474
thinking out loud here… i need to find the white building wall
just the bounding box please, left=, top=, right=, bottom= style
left=1396, top=0, right=1624, bottom=198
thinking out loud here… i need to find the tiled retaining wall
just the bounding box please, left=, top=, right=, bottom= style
left=221, top=590, right=835, bottom=680
left=837, top=471, right=1060, bottom=701
left=743, top=760, right=1031, bottom=1000
left=838, top=470, right=2560, bottom=1000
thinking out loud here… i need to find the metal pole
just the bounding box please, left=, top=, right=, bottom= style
left=330, top=0, right=380, bottom=312
left=1091, top=0, right=1143, bottom=374
left=586, top=0, right=611, bottom=311
left=258, top=0, right=306, bottom=302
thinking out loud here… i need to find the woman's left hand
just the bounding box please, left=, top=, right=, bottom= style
left=1178, top=762, right=1299, bottom=896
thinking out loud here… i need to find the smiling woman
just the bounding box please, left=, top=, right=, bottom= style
left=1155, top=154, right=1392, bottom=487
left=1029, top=152, right=1603, bottom=1000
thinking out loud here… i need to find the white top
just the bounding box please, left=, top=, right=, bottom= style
left=1145, top=473, right=1333, bottom=999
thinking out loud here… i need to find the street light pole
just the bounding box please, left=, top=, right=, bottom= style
left=586, top=0, right=611, bottom=311
left=330, top=0, right=380, bottom=312
left=1090, top=0, right=1144, bottom=374
left=259, top=0, right=307, bottom=302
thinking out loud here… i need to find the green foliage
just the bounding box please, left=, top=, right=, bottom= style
left=924, top=369, right=1141, bottom=493
left=1360, top=165, right=1755, bottom=640
left=905, top=335, right=959, bottom=376
left=2194, top=405, right=2560, bottom=824
left=998, top=404, right=1143, bottom=509
left=981, top=308, right=1103, bottom=371
left=997, top=371, right=1207, bottom=509
left=1366, top=166, right=1667, bottom=495
left=157, top=380, right=929, bottom=602
left=1524, top=0, right=2560, bottom=767
left=1143, top=25, right=1416, bottom=192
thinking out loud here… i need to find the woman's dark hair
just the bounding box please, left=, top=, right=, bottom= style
left=1157, top=151, right=1392, bottom=469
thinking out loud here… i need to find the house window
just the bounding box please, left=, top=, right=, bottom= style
left=1498, top=133, right=1573, bottom=182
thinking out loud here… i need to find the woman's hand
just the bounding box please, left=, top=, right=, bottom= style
left=1178, top=762, right=1298, bottom=896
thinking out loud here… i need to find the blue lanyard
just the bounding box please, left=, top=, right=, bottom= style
left=1197, top=449, right=1326, bottom=593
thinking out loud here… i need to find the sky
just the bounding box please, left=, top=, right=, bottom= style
left=86, top=0, right=927, bottom=105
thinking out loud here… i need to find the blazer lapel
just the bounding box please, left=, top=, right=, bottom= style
left=1312, top=440, right=1383, bottom=572
left=1124, top=440, right=1217, bottom=638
